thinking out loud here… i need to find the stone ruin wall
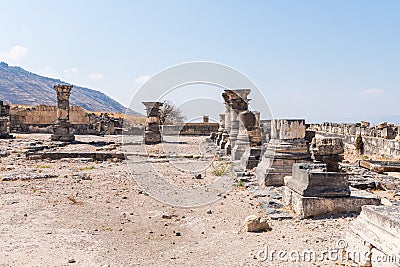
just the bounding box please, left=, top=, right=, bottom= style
left=161, top=123, right=219, bottom=136
left=9, top=104, right=122, bottom=135
left=13, top=104, right=89, bottom=125
left=309, top=122, right=400, bottom=159
left=125, top=123, right=219, bottom=136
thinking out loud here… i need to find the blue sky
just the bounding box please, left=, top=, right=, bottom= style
left=0, top=0, right=399, bottom=123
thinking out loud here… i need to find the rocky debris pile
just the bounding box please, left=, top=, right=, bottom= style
left=2, top=171, right=57, bottom=181
left=342, top=164, right=400, bottom=192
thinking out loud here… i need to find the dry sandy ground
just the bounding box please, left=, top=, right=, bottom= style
left=0, top=134, right=359, bottom=266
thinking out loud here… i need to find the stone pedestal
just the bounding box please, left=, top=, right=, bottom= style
left=282, top=163, right=380, bottom=218
left=287, top=163, right=350, bottom=197
left=51, top=85, right=75, bottom=142
left=346, top=205, right=400, bottom=267
left=255, top=119, right=310, bottom=186
left=232, top=110, right=262, bottom=166
left=310, top=137, right=344, bottom=172
left=143, top=102, right=163, bottom=145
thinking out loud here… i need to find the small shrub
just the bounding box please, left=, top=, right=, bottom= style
left=38, top=165, right=50, bottom=169
left=211, top=160, right=230, bottom=176
left=80, top=166, right=95, bottom=171
left=236, top=180, right=245, bottom=188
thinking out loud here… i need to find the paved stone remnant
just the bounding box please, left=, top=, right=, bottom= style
left=51, top=84, right=75, bottom=142
left=241, top=215, right=271, bottom=232
left=256, top=119, right=310, bottom=186
left=223, top=89, right=251, bottom=155
left=142, top=101, right=163, bottom=145
left=0, top=100, right=13, bottom=139
left=310, top=137, right=344, bottom=172
left=346, top=205, right=400, bottom=267
left=283, top=163, right=380, bottom=218
left=360, top=160, right=400, bottom=174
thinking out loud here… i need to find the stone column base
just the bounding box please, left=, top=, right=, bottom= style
left=282, top=186, right=380, bottom=218
left=51, top=134, right=75, bottom=142
left=144, top=131, right=162, bottom=145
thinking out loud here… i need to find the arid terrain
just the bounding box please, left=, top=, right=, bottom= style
left=0, top=134, right=375, bottom=267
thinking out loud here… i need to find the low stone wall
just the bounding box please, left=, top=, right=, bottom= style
left=162, top=123, right=219, bottom=136
left=13, top=105, right=89, bottom=125
left=314, top=131, right=400, bottom=159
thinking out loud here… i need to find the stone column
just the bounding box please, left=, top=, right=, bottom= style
left=214, top=114, right=225, bottom=144
left=0, top=100, right=13, bottom=139
left=142, top=102, right=163, bottom=145
left=218, top=92, right=231, bottom=149
left=224, top=89, right=250, bottom=155
left=51, top=84, right=75, bottom=142
left=255, top=119, right=310, bottom=186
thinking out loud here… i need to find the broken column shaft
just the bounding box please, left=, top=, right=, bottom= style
left=142, top=101, right=163, bottom=145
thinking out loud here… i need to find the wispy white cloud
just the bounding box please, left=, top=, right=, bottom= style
left=89, top=73, right=103, bottom=81
left=134, top=75, right=150, bottom=84
left=37, top=66, right=58, bottom=79
left=63, top=67, right=78, bottom=77
left=0, top=45, right=28, bottom=62
left=362, top=88, right=384, bottom=96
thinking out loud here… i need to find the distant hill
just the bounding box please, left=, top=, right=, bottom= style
left=0, top=62, right=140, bottom=115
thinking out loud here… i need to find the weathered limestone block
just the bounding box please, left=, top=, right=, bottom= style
left=143, top=102, right=163, bottom=145
left=282, top=186, right=380, bottom=218
left=241, top=215, right=271, bottom=232
left=287, top=163, right=350, bottom=197
left=255, top=119, right=310, bottom=186
left=346, top=205, right=400, bottom=267
left=310, top=137, right=344, bottom=172
left=51, top=85, right=75, bottom=142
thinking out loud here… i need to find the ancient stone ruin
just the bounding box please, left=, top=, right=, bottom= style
left=256, top=119, right=310, bottom=186
left=283, top=163, right=380, bottom=218
left=142, top=101, right=163, bottom=145
left=236, top=111, right=262, bottom=170
left=50, top=84, right=75, bottom=142
left=223, top=89, right=250, bottom=155
left=346, top=205, right=400, bottom=267
left=0, top=100, right=13, bottom=139
left=310, top=136, right=344, bottom=172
